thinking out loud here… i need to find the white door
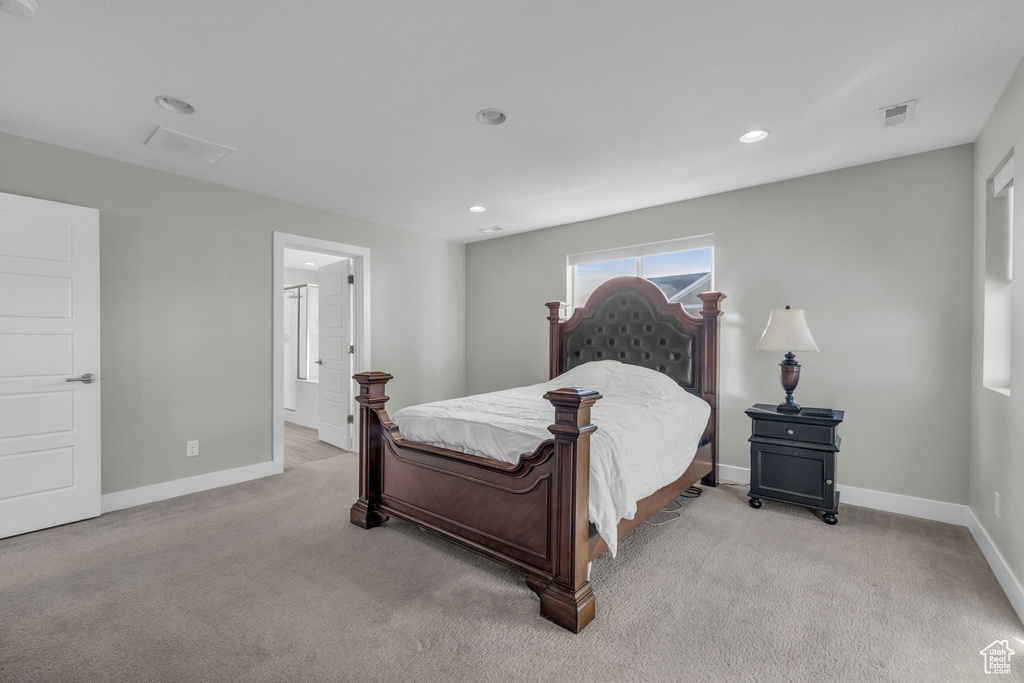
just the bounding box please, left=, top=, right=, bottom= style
left=318, top=259, right=353, bottom=450
left=0, top=192, right=100, bottom=538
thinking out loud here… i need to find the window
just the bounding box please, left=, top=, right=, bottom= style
left=284, top=283, right=320, bottom=384
left=567, top=235, right=714, bottom=315
left=984, top=152, right=1013, bottom=394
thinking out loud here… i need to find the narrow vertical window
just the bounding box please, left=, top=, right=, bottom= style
left=984, top=153, right=1013, bottom=394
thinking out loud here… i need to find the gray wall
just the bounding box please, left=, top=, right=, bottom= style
left=0, top=132, right=465, bottom=495
left=466, top=145, right=974, bottom=504
left=971, top=57, right=1024, bottom=583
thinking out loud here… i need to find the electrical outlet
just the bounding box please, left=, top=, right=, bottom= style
left=186, top=440, right=199, bottom=458
left=994, top=491, right=1000, bottom=519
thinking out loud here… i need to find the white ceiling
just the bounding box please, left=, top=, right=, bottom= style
left=283, top=249, right=346, bottom=272
left=2, top=2, right=1023, bottom=244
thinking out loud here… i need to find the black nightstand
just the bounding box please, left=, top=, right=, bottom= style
left=745, top=404, right=845, bottom=524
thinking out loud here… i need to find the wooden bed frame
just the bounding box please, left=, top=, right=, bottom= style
left=350, top=276, right=725, bottom=633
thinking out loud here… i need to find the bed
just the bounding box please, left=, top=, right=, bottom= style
left=349, top=276, right=725, bottom=633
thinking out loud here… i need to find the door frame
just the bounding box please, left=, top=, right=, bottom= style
left=272, top=232, right=370, bottom=474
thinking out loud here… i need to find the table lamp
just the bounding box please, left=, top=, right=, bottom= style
left=755, top=306, right=819, bottom=413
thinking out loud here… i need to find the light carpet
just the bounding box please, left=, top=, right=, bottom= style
left=1, top=452, right=1021, bottom=683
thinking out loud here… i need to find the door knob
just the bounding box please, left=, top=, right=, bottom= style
left=315, top=359, right=323, bottom=365
left=66, top=373, right=97, bottom=384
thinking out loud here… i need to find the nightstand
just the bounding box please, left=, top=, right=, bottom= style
left=745, top=404, right=845, bottom=524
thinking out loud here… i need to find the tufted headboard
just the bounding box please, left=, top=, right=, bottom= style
left=546, top=276, right=725, bottom=403
left=546, top=276, right=724, bottom=484
left=563, top=287, right=699, bottom=388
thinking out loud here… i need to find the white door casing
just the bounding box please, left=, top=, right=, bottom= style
left=0, top=192, right=101, bottom=539
left=317, top=258, right=353, bottom=450
left=272, top=232, right=369, bottom=472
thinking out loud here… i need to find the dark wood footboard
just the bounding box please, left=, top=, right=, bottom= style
left=350, top=372, right=602, bottom=633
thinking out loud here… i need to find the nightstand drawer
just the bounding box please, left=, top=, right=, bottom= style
left=752, top=419, right=833, bottom=446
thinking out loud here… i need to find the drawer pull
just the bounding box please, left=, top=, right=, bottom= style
left=787, top=429, right=794, bottom=435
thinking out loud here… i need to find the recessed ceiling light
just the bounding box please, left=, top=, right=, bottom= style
left=155, top=96, right=196, bottom=114
left=477, top=226, right=506, bottom=234
left=304, top=262, right=316, bottom=266
left=468, top=205, right=487, bottom=213
left=739, top=129, right=770, bottom=143
left=476, top=109, right=506, bottom=125
left=0, top=0, right=37, bottom=18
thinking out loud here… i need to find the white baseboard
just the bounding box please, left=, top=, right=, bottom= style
left=967, top=509, right=1024, bottom=625
left=836, top=484, right=969, bottom=526
left=717, top=464, right=754, bottom=485
left=101, top=461, right=277, bottom=513
left=717, top=464, right=968, bottom=525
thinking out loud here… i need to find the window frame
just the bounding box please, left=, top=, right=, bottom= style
left=566, top=234, right=715, bottom=313
left=983, top=152, right=1014, bottom=395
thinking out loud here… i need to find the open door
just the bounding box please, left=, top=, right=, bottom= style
left=317, top=259, right=353, bottom=450
left=0, top=192, right=101, bottom=538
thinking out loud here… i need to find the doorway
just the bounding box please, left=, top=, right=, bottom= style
left=272, top=233, right=369, bottom=474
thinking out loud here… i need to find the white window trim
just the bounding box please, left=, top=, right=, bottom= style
left=992, top=154, right=1014, bottom=198
left=566, top=233, right=714, bottom=266
left=566, top=234, right=715, bottom=310
left=1009, top=186, right=1014, bottom=283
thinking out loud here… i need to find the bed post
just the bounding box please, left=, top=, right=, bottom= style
left=545, top=301, right=566, bottom=380
left=350, top=371, right=393, bottom=529
left=538, top=387, right=601, bottom=633
left=698, top=292, right=726, bottom=487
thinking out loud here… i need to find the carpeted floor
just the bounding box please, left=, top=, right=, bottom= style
left=1, top=452, right=1021, bottom=683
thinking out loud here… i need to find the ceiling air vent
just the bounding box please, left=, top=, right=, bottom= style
left=0, top=0, right=37, bottom=18
left=477, top=226, right=506, bottom=234
left=143, top=126, right=236, bottom=164
left=881, top=100, right=916, bottom=128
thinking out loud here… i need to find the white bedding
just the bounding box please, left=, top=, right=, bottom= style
left=391, top=361, right=710, bottom=556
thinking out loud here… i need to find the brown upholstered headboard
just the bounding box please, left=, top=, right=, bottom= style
left=545, top=276, right=724, bottom=404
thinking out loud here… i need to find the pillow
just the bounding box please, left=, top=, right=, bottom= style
left=551, top=360, right=688, bottom=401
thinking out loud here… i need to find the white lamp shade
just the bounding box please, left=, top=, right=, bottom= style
left=754, top=308, right=820, bottom=352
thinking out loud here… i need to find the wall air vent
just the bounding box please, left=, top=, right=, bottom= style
left=143, top=126, right=236, bottom=164
left=881, top=99, right=916, bottom=128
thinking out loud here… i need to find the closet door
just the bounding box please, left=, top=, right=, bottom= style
left=0, top=192, right=101, bottom=538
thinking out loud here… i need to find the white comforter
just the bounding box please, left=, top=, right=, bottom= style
left=391, top=361, right=710, bottom=556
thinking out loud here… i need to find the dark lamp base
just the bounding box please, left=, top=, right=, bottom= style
left=778, top=352, right=803, bottom=414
